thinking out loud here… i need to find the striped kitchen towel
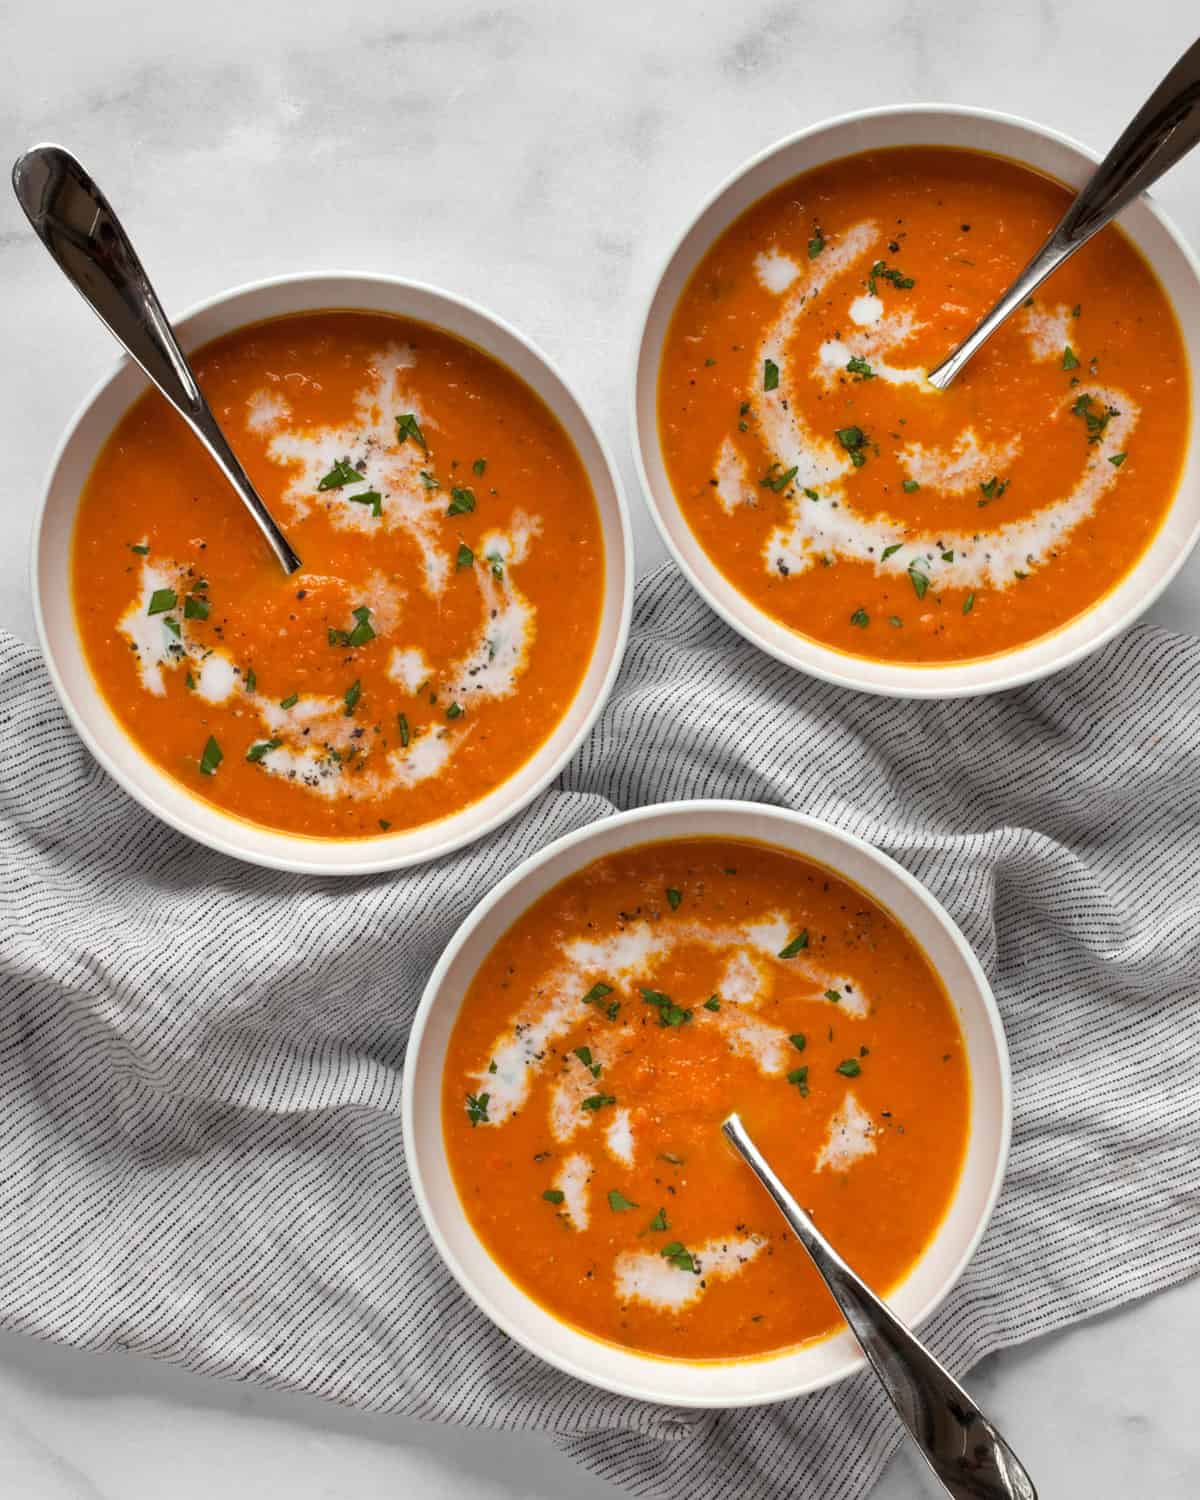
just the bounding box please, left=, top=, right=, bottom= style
left=1, top=562, right=1199, bottom=1500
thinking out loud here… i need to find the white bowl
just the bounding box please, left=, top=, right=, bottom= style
left=632, top=105, right=1200, bottom=698
left=403, top=800, right=1011, bottom=1407
left=33, top=273, right=633, bottom=873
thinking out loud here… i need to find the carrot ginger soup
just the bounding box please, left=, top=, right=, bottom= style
left=443, top=837, right=969, bottom=1361
left=72, top=311, right=604, bottom=838
left=658, top=147, right=1189, bottom=663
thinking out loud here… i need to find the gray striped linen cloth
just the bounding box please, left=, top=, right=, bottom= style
left=2, top=560, right=1200, bottom=1500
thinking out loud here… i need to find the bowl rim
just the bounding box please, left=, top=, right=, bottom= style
left=31, top=270, right=634, bottom=875
left=402, top=797, right=1013, bottom=1407
left=629, top=101, right=1200, bottom=699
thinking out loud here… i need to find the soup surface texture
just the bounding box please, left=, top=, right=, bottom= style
left=658, top=146, right=1189, bottom=663
left=73, top=311, right=604, bottom=838
left=443, top=837, right=969, bottom=1361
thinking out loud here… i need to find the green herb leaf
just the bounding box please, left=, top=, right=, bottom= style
left=582, top=1093, right=617, bottom=1112
left=130, top=542, right=150, bottom=555
left=447, top=486, right=476, bottom=516
left=789, top=1033, right=806, bottom=1051
left=317, top=458, right=364, bottom=490
left=902, top=479, right=920, bottom=493
left=808, top=233, right=825, bottom=259
left=473, top=457, right=487, bottom=475
left=163, top=617, right=181, bottom=639
left=760, top=464, right=798, bottom=492
left=347, top=605, right=375, bottom=647
left=803, top=487, right=820, bottom=501
left=1110, top=452, right=1127, bottom=467
left=542, top=1189, right=564, bottom=1204
left=941, top=550, right=954, bottom=563
left=763, top=358, right=779, bottom=391
left=908, top=560, right=929, bottom=599
left=882, top=542, right=903, bottom=560
left=825, top=989, right=841, bottom=1002
left=398, top=712, right=410, bottom=748
left=395, top=413, right=428, bottom=451
left=963, top=591, right=976, bottom=615
left=845, top=355, right=874, bottom=380
left=836, top=1058, right=862, bottom=1077
left=344, top=679, right=362, bottom=716
left=245, top=669, right=257, bottom=694
left=246, top=738, right=282, bottom=764
left=181, top=594, right=208, bottom=621
left=573, top=1046, right=593, bottom=1068
left=582, top=981, right=614, bottom=1006
left=778, top=930, right=809, bottom=959
left=704, top=994, right=721, bottom=1012
left=787, top=1066, right=810, bottom=1096
left=1062, top=346, right=1080, bottom=371
left=850, top=607, right=869, bottom=628
left=648, top=1207, right=669, bottom=1231
left=147, top=588, right=177, bottom=616
left=466, top=1091, right=490, bottom=1126
left=666, top=887, right=682, bottom=910
left=660, top=1243, right=696, bottom=1272
left=349, top=489, right=383, bottom=517
left=457, top=542, right=475, bottom=570
left=641, top=988, right=691, bottom=1027
left=198, top=735, right=223, bottom=777
left=446, top=702, right=464, bottom=720
left=835, top=425, right=864, bottom=452
left=280, top=692, right=299, bottom=710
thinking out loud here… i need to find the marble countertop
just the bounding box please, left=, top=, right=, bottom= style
left=3, top=1, right=1200, bottom=1495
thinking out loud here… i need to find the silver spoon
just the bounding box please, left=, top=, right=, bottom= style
left=722, top=1113, right=1036, bottom=1500
left=12, top=144, right=302, bottom=574
left=927, top=36, right=1200, bottom=390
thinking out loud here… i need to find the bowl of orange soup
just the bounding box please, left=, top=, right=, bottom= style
left=34, top=274, right=632, bottom=872
left=404, top=801, right=1010, bottom=1405
left=634, top=106, right=1200, bottom=696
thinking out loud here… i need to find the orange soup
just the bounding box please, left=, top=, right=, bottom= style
left=72, top=311, right=604, bottom=838
left=658, top=147, right=1189, bottom=663
left=443, top=837, right=969, bottom=1361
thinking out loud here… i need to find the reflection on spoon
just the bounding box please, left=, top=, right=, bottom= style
left=12, top=144, right=301, bottom=575
left=722, top=1112, right=1037, bottom=1500
left=927, top=35, right=1200, bottom=390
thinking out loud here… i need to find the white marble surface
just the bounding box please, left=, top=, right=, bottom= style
left=3, top=0, right=1200, bottom=1495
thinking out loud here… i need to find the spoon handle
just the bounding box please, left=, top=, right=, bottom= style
left=12, top=144, right=301, bottom=574
left=722, top=1114, right=1036, bottom=1500
left=927, top=36, right=1200, bottom=390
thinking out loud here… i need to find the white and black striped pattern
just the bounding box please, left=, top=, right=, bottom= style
left=2, top=562, right=1199, bottom=1500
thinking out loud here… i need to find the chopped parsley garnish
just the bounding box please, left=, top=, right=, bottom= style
left=804, top=487, right=820, bottom=501
left=902, top=479, right=920, bottom=493
left=608, top=1189, right=638, bottom=1212
left=1062, top=346, right=1080, bottom=371
left=869, top=259, right=915, bottom=291
left=787, top=1066, right=810, bottom=1096
left=163, top=617, right=181, bottom=639
left=825, top=989, right=842, bottom=1002
left=659, top=1152, right=685, bottom=1165
left=446, top=702, right=464, bottom=720
left=246, top=739, right=282, bottom=764
left=789, top=1033, right=806, bottom=1051
left=778, top=930, right=809, bottom=959
left=1071, top=392, right=1117, bottom=443
left=850, top=607, right=869, bottom=628
left=648, top=1207, right=669, bottom=1232
left=447, top=486, right=476, bottom=516
left=666, top=887, right=682, bottom=910
left=379, top=819, right=391, bottom=831
left=398, top=713, right=410, bottom=748
left=846, top=355, right=874, bottom=380
left=808, top=232, right=825, bottom=259
left=486, top=551, right=504, bottom=579
left=473, top=457, right=487, bottom=476
left=834, top=426, right=867, bottom=466
left=130, top=542, right=150, bottom=555
left=317, top=458, right=363, bottom=490
left=245, top=669, right=257, bottom=694
left=147, top=588, right=177, bottom=615
left=889, top=615, right=903, bottom=627
left=457, top=542, right=475, bottom=570
left=573, top=1046, right=601, bottom=1078
left=963, top=592, right=976, bottom=615
left=329, top=605, right=375, bottom=648
left=280, top=692, right=299, bottom=710
left=344, top=679, right=362, bottom=716
left=641, top=988, right=691, bottom=1027
left=979, top=475, right=1009, bottom=502
left=763, top=358, right=779, bottom=391
left=760, top=464, right=798, bottom=492
left=542, top=1189, right=564, bottom=1204
left=703, top=994, right=721, bottom=1012
left=466, top=1091, right=490, bottom=1126
left=184, top=672, right=195, bottom=691
left=907, top=560, right=929, bottom=599
left=660, top=1242, right=696, bottom=1272
left=349, top=489, right=383, bottom=518
left=198, top=735, right=223, bottom=777
left=836, top=1058, right=862, bottom=1077
left=395, top=413, right=428, bottom=451
left=881, top=542, right=903, bottom=561
left=1110, top=452, right=1127, bottom=467
left=581, top=1093, right=616, bottom=1112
